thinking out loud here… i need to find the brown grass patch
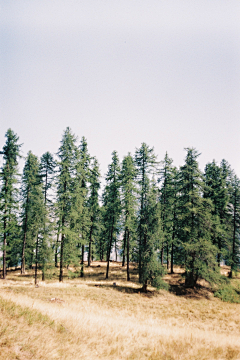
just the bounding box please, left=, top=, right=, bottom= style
left=0, top=262, right=240, bottom=359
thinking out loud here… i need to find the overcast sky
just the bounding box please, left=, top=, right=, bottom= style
left=1, top=0, right=240, bottom=179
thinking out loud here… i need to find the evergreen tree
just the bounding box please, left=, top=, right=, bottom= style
left=87, top=157, right=101, bottom=266
left=21, top=152, right=45, bottom=276
left=178, top=148, right=220, bottom=288
left=204, top=160, right=230, bottom=266
left=228, top=173, right=240, bottom=277
left=0, top=129, right=21, bottom=278
left=56, top=128, right=77, bottom=282
left=103, top=151, right=121, bottom=279
left=72, top=136, right=90, bottom=277
left=169, top=167, right=180, bottom=274
left=140, top=181, right=167, bottom=291
left=95, top=206, right=105, bottom=261
left=121, top=153, right=137, bottom=281
left=120, top=153, right=137, bottom=281
left=135, top=143, right=157, bottom=282
left=159, top=152, right=175, bottom=269
left=39, top=152, right=56, bottom=280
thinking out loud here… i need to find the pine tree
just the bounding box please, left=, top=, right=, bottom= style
left=87, top=157, right=101, bottom=266
left=120, top=153, right=137, bottom=281
left=21, top=152, right=45, bottom=276
left=39, top=152, right=56, bottom=280
left=140, top=181, right=167, bottom=291
left=159, top=152, right=175, bottom=270
left=169, top=167, right=180, bottom=274
left=56, top=128, right=77, bottom=282
left=204, top=160, right=229, bottom=266
left=0, top=129, right=21, bottom=278
left=103, top=151, right=121, bottom=279
left=228, top=173, right=240, bottom=277
left=72, top=136, right=90, bottom=277
left=135, top=143, right=157, bottom=282
left=178, top=148, right=220, bottom=288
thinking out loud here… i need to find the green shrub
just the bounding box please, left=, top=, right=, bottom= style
left=68, top=270, right=79, bottom=279
left=214, top=284, right=240, bottom=303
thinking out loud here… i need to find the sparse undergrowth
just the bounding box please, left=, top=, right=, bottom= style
left=0, top=262, right=240, bottom=360
left=214, top=284, right=240, bottom=303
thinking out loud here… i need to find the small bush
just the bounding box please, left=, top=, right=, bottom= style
left=68, top=270, right=79, bottom=279
left=214, top=284, right=240, bottom=303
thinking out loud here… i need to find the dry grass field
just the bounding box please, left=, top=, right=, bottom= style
left=0, top=262, right=240, bottom=360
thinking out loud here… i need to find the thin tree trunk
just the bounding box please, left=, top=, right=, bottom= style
left=35, top=233, right=39, bottom=285
left=161, top=245, right=164, bottom=266
left=88, top=221, right=93, bottom=267
left=3, top=204, right=7, bottom=279
left=55, top=224, right=60, bottom=268
left=115, top=240, right=117, bottom=261
left=59, top=215, right=65, bottom=282
left=2, top=170, right=9, bottom=279
left=166, top=243, right=169, bottom=270
left=81, top=244, right=84, bottom=277
left=122, top=229, right=126, bottom=266
left=127, top=230, right=130, bottom=281
left=106, top=224, right=114, bottom=279
left=171, top=243, right=174, bottom=274
left=229, top=194, right=237, bottom=278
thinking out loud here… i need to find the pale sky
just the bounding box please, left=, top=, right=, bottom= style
left=1, top=0, right=240, bottom=178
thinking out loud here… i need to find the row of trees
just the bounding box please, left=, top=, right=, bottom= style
left=0, top=128, right=239, bottom=289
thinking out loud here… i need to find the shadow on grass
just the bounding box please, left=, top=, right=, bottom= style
left=169, top=283, right=212, bottom=300
left=86, top=282, right=159, bottom=297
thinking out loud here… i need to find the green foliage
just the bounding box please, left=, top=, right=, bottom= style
left=21, top=151, right=46, bottom=273
left=56, top=128, right=78, bottom=280
left=68, top=269, right=79, bottom=279
left=178, top=148, right=221, bottom=288
left=135, top=143, right=158, bottom=284
left=228, top=173, right=240, bottom=276
left=204, top=160, right=230, bottom=265
left=102, top=151, right=121, bottom=277
left=0, top=129, right=21, bottom=276
left=139, top=181, right=167, bottom=290
left=214, top=284, right=240, bottom=303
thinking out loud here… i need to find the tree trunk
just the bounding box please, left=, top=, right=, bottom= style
left=35, top=234, right=39, bottom=285
left=88, top=222, right=93, bottom=267
left=166, top=243, right=169, bottom=270
left=106, top=224, right=114, bottom=279
left=115, top=240, right=117, bottom=261
left=127, top=230, right=130, bottom=281
left=161, top=245, right=164, bottom=266
left=122, top=230, right=126, bottom=266
left=81, top=244, right=84, bottom=277
left=55, top=228, right=60, bottom=268
left=229, top=195, right=237, bottom=278
left=142, top=280, right=147, bottom=292
left=59, top=216, right=65, bottom=282
left=171, top=242, right=174, bottom=274
left=3, top=205, right=7, bottom=279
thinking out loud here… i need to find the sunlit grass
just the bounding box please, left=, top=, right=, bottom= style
left=0, top=262, right=240, bottom=359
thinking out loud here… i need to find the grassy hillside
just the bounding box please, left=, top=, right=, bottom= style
left=0, top=262, right=240, bottom=360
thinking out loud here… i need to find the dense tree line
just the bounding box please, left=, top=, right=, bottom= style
left=0, top=128, right=240, bottom=290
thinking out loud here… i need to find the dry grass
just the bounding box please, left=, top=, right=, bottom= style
left=0, top=262, right=240, bottom=359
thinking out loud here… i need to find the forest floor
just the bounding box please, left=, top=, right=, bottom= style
left=0, top=262, right=240, bottom=360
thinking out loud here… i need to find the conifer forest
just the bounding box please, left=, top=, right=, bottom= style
left=1, top=127, right=240, bottom=291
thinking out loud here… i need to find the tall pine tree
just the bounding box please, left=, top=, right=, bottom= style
left=103, top=151, right=121, bottom=279
left=178, top=148, right=220, bottom=287
left=121, top=153, right=137, bottom=281
left=0, top=129, right=21, bottom=278
left=56, top=128, right=77, bottom=282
